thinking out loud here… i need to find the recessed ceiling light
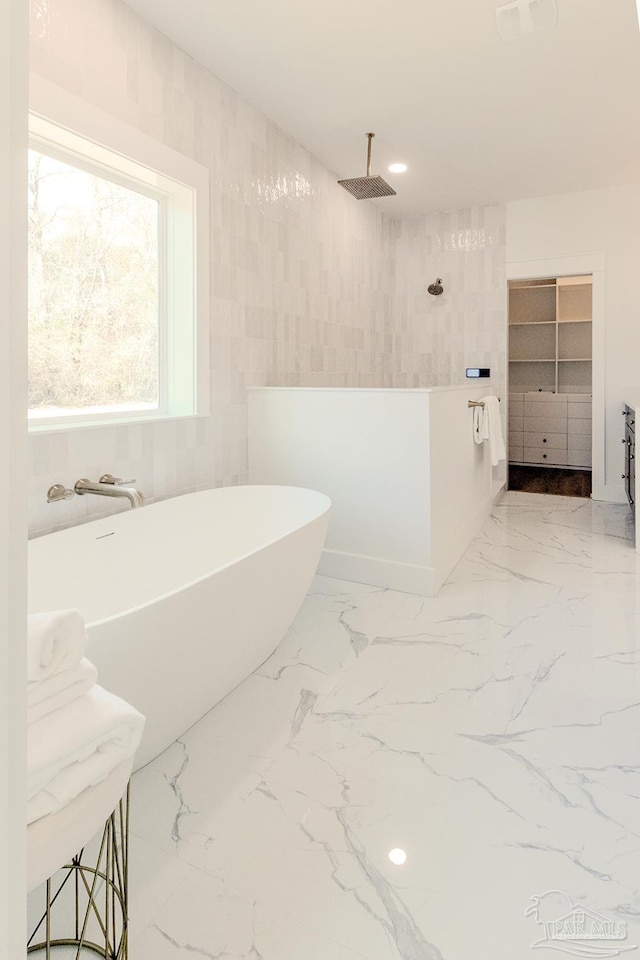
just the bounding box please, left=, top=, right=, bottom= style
left=388, top=848, right=407, bottom=865
left=388, top=163, right=408, bottom=174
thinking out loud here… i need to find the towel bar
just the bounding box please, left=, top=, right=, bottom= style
left=468, top=398, right=501, bottom=409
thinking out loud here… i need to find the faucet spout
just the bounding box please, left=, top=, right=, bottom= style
left=74, top=477, right=145, bottom=508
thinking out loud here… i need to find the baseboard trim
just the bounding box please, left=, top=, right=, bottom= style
left=317, top=549, right=437, bottom=597
left=591, top=483, right=626, bottom=504
left=318, top=487, right=501, bottom=597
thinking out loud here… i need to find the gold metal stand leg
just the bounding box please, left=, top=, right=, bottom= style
left=27, top=782, right=131, bottom=960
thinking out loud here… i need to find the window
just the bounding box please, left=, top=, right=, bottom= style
left=29, top=149, right=161, bottom=417
left=28, top=79, right=209, bottom=430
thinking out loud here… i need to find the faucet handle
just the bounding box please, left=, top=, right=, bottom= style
left=99, top=473, right=136, bottom=485
left=47, top=483, right=75, bottom=503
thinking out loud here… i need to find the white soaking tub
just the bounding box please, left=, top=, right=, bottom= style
left=28, top=485, right=330, bottom=767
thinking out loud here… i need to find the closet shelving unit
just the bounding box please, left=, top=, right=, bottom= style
left=508, top=276, right=592, bottom=394
left=508, top=275, right=592, bottom=471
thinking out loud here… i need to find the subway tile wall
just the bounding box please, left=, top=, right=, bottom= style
left=392, top=209, right=508, bottom=451
left=393, top=209, right=506, bottom=391
left=28, top=0, right=506, bottom=537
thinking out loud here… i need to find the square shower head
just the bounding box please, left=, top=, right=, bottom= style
left=337, top=174, right=397, bottom=200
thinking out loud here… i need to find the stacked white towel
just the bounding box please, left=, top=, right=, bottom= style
left=28, top=685, right=144, bottom=824
left=27, top=611, right=145, bottom=825
left=28, top=658, right=98, bottom=724
left=27, top=610, right=87, bottom=682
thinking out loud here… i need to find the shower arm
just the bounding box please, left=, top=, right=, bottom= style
left=366, top=133, right=374, bottom=177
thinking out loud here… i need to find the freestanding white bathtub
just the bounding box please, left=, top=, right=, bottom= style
left=28, top=485, right=330, bottom=767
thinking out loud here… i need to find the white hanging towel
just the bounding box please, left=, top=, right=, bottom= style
left=480, top=395, right=506, bottom=466
left=472, top=406, right=484, bottom=445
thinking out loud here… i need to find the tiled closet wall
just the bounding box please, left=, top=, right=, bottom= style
left=28, top=0, right=506, bottom=537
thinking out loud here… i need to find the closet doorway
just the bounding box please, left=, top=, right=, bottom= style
left=507, top=275, right=592, bottom=497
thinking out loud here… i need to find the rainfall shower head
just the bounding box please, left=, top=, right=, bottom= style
left=338, top=133, right=397, bottom=200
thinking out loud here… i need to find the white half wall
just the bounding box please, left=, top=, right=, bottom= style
left=249, top=388, right=433, bottom=593
left=427, top=386, right=496, bottom=588
left=248, top=385, right=500, bottom=595
left=507, top=185, right=640, bottom=502
left=0, top=0, right=27, bottom=950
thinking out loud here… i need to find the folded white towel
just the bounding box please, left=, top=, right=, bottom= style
left=27, top=610, right=87, bottom=683
left=27, top=685, right=145, bottom=825
left=27, top=658, right=98, bottom=724
left=481, top=395, right=506, bottom=467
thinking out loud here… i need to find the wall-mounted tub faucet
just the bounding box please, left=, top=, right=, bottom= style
left=74, top=474, right=145, bottom=509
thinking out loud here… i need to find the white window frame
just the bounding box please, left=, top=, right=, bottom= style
left=28, top=76, right=210, bottom=432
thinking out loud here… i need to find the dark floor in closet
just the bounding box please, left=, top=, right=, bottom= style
left=508, top=465, right=592, bottom=499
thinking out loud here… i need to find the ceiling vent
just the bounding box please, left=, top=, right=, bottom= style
left=496, top=0, right=557, bottom=41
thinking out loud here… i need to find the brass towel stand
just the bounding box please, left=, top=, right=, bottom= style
left=28, top=784, right=131, bottom=959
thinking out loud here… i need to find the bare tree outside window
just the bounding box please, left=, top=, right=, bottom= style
left=28, top=149, right=159, bottom=418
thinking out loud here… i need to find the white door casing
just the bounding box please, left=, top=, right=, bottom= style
left=0, top=0, right=28, bottom=951
left=506, top=254, right=606, bottom=501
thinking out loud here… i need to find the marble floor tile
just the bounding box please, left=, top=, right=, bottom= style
left=128, top=491, right=640, bottom=959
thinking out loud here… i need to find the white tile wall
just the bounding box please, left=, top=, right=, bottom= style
left=392, top=209, right=507, bottom=457
left=392, top=208, right=507, bottom=394
left=27, top=0, right=506, bottom=536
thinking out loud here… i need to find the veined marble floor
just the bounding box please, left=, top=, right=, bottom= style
left=129, top=492, right=640, bottom=960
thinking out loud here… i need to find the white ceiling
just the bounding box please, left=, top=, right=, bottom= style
left=121, top=0, right=640, bottom=217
